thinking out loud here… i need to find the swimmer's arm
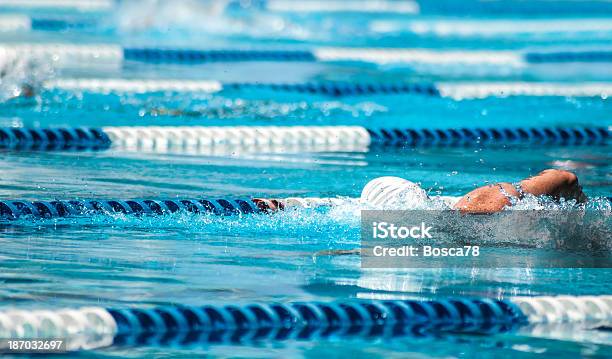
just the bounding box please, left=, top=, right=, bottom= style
left=453, top=183, right=519, bottom=214
left=518, top=169, right=586, bottom=203
left=453, top=169, right=586, bottom=214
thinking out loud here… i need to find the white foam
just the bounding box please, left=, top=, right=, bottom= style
left=0, top=51, right=55, bottom=102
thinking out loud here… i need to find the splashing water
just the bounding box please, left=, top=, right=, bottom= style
left=0, top=52, right=54, bottom=103
left=146, top=98, right=388, bottom=121
left=114, top=0, right=230, bottom=33
left=5, top=195, right=609, bottom=251
left=112, top=0, right=313, bottom=41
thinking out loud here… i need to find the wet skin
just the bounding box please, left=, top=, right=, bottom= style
left=454, top=169, right=587, bottom=214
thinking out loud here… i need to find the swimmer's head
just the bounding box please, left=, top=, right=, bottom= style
left=361, top=176, right=429, bottom=209
left=21, top=84, right=35, bottom=98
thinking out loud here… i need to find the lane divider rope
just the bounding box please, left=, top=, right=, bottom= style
left=5, top=43, right=612, bottom=66
left=0, top=43, right=123, bottom=66
left=44, top=78, right=612, bottom=98
left=9, top=14, right=612, bottom=35
left=370, top=18, right=612, bottom=38
left=0, top=0, right=113, bottom=11
left=436, top=81, right=612, bottom=99
left=0, top=16, right=96, bottom=32
left=0, top=296, right=609, bottom=350
left=2, top=195, right=611, bottom=221
left=0, top=15, right=31, bottom=32
left=0, top=197, right=335, bottom=220
left=527, top=50, right=612, bottom=63
left=45, top=78, right=225, bottom=93
left=0, top=0, right=417, bottom=14
left=0, top=126, right=609, bottom=152
left=261, top=0, right=420, bottom=14
left=43, top=78, right=439, bottom=96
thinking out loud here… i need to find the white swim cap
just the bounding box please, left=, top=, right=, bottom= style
left=360, top=176, right=429, bottom=209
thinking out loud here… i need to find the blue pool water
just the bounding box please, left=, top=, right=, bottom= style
left=0, top=1, right=611, bottom=357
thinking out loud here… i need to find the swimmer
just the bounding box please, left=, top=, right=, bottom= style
left=362, top=169, right=587, bottom=214
left=0, top=55, right=40, bottom=101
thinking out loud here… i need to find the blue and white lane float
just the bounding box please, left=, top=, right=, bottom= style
left=369, top=18, right=612, bottom=38
left=0, top=126, right=609, bottom=153
left=0, top=197, right=363, bottom=220
left=6, top=15, right=612, bottom=35
left=43, top=78, right=612, bottom=99
left=0, top=0, right=418, bottom=14
left=0, top=15, right=97, bottom=32
left=0, top=15, right=32, bottom=32
left=45, top=78, right=439, bottom=97
left=0, top=296, right=609, bottom=351
left=260, top=0, right=419, bottom=13
left=0, top=0, right=418, bottom=13
left=4, top=43, right=612, bottom=68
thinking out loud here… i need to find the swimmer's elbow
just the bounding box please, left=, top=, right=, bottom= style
left=541, top=169, right=578, bottom=185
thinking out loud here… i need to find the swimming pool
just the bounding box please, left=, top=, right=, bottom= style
left=0, top=0, right=611, bottom=357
